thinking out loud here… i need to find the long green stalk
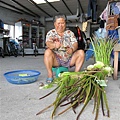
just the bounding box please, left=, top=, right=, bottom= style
left=91, top=36, right=117, bottom=65
left=37, top=63, right=111, bottom=120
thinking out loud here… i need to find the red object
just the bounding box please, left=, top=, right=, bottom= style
left=77, top=26, right=82, bottom=41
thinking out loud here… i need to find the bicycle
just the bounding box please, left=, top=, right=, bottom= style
left=31, top=38, right=38, bottom=57
left=16, top=37, right=25, bottom=57
left=0, top=47, right=4, bottom=58
left=6, top=39, right=19, bottom=57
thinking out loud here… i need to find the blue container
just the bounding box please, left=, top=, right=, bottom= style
left=4, top=70, right=41, bottom=84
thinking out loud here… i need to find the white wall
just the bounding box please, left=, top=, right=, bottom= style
left=46, top=21, right=54, bottom=32
left=0, top=7, right=38, bottom=25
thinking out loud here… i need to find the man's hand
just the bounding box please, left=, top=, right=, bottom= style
left=66, top=47, right=73, bottom=54
left=55, top=41, right=61, bottom=49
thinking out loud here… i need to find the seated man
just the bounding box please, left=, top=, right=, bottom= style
left=44, top=14, right=85, bottom=83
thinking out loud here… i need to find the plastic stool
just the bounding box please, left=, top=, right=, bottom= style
left=52, top=67, right=68, bottom=77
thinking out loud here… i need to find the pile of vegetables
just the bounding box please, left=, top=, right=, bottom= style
left=36, top=61, right=113, bottom=120
left=36, top=36, right=116, bottom=120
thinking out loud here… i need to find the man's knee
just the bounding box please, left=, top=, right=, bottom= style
left=44, top=48, right=53, bottom=56
left=77, top=50, right=85, bottom=58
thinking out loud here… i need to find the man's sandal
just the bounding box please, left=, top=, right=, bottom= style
left=46, top=78, right=53, bottom=84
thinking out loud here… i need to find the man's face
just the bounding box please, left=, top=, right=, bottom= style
left=54, top=18, right=66, bottom=33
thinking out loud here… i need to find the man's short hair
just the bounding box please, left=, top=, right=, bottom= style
left=53, top=13, right=67, bottom=22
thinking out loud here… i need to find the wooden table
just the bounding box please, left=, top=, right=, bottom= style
left=113, top=43, right=120, bottom=80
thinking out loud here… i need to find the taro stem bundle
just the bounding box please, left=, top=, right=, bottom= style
left=91, top=36, right=117, bottom=65
left=36, top=70, right=110, bottom=120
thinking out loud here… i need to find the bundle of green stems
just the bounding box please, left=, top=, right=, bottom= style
left=37, top=70, right=110, bottom=120
left=91, top=36, right=117, bottom=66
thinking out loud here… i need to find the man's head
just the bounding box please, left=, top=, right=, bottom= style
left=53, top=14, right=67, bottom=33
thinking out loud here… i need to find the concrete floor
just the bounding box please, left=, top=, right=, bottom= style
left=0, top=55, right=120, bottom=120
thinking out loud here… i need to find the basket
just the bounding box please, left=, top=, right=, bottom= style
left=4, top=70, right=41, bottom=84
